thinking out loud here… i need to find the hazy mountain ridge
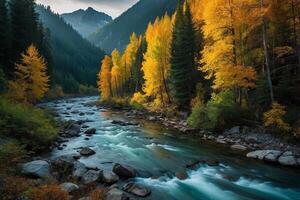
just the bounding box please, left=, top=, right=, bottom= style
left=36, top=5, right=105, bottom=92
left=88, top=0, right=177, bottom=53
left=61, top=7, right=112, bottom=38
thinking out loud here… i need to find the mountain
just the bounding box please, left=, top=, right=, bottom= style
left=61, top=7, right=112, bottom=38
left=36, top=5, right=105, bottom=93
left=88, top=0, right=177, bottom=53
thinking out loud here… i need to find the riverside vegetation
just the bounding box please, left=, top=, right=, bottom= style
left=0, top=0, right=300, bottom=199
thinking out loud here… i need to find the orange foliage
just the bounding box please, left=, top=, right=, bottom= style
left=89, top=188, right=107, bottom=200
left=27, top=184, right=70, bottom=200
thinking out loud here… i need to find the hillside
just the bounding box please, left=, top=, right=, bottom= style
left=36, top=5, right=105, bottom=93
left=61, top=7, right=112, bottom=38
left=88, top=0, right=177, bottom=53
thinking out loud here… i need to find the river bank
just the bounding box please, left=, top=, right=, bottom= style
left=18, top=96, right=300, bottom=200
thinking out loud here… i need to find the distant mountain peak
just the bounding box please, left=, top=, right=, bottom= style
left=61, top=8, right=112, bottom=38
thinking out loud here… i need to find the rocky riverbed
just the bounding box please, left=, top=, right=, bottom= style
left=21, top=96, right=300, bottom=200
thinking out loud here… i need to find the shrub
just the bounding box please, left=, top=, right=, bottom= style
left=0, top=68, right=7, bottom=93
left=0, top=176, right=33, bottom=200
left=188, top=90, right=246, bottom=130
left=130, top=92, right=146, bottom=110
left=46, top=85, right=65, bottom=100
left=89, top=188, right=106, bottom=200
left=0, top=141, right=27, bottom=174
left=263, top=102, right=291, bottom=132
left=26, top=184, right=70, bottom=200
left=79, top=84, right=98, bottom=95
left=0, top=98, right=58, bottom=150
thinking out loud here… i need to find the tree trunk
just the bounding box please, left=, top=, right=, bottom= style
left=261, top=0, right=274, bottom=103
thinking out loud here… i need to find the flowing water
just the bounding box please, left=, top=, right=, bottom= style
left=45, top=96, right=300, bottom=200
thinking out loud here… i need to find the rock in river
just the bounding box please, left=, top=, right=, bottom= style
left=101, top=170, right=119, bottom=184
left=112, top=163, right=136, bottom=178
left=80, top=147, right=96, bottom=156
left=123, top=182, right=151, bottom=197
left=106, top=188, right=129, bottom=200
left=231, top=144, right=247, bottom=151
left=82, top=170, right=101, bottom=184
left=278, top=152, right=297, bottom=167
left=21, top=160, right=50, bottom=178
left=85, top=128, right=96, bottom=135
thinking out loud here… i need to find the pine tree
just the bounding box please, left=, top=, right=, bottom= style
left=8, top=44, right=49, bottom=103
left=10, top=0, right=39, bottom=68
left=0, top=0, right=10, bottom=73
left=169, top=0, right=197, bottom=109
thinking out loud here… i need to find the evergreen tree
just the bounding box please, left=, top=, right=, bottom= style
left=0, top=0, right=10, bottom=73
left=10, top=0, right=38, bottom=69
left=169, top=0, right=197, bottom=109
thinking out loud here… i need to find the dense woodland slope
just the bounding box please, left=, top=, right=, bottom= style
left=36, top=5, right=106, bottom=93
left=88, top=0, right=177, bottom=53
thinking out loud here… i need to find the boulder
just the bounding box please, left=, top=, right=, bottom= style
left=101, top=171, right=119, bottom=184
left=111, top=120, right=139, bottom=126
left=66, top=123, right=81, bottom=137
left=278, top=155, right=297, bottom=167
left=106, top=188, right=129, bottom=200
left=264, top=151, right=282, bottom=162
left=52, top=155, right=75, bottom=176
left=175, top=171, right=188, bottom=180
left=246, top=136, right=258, bottom=143
left=85, top=128, right=96, bottom=135
left=80, top=147, right=96, bottom=156
left=246, top=150, right=271, bottom=160
left=206, top=160, right=219, bottom=166
left=226, top=126, right=240, bottom=135
left=21, top=160, right=50, bottom=178
left=112, top=164, right=136, bottom=178
left=82, top=170, right=101, bottom=184
left=60, top=182, right=79, bottom=194
left=72, top=161, right=87, bottom=179
left=123, top=182, right=151, bottom=197
left=231, top=144, right=247, bottom=151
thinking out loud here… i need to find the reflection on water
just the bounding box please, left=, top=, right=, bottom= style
left=44, top=96, right=300, bottom=200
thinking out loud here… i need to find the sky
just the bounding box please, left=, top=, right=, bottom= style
left=36, top=0, right=139, bottom=18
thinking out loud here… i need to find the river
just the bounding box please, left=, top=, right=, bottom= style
left=45, top=96, right=300, bottom=200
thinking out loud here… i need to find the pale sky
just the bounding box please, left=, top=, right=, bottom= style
left=36, top=0, right=139, bottom=18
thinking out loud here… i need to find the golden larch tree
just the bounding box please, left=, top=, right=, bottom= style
left=9, top=44, right=49, bottom=103
left=142, top=14, right=172, bottom=107
left=98, top=55, right=112, bottom=101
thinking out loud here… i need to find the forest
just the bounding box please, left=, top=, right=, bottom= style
left=98, top=0, right=300, bottom=134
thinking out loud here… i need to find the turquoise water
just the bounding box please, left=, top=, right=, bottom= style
left=45, top=96, right=300, bottom=200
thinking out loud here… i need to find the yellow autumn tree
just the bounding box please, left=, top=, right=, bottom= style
left=263, top=102, right=291, bottom=132
left=8, top=44, right=49, bottom=103
left=200, top=0, right=257, bottom=93
left=110, top=49, right=122, bottom=97
left=98, top=55, right=112, bottom=101
left=142, top=14, right=172, bottom=107
left=121, top=32, right=140, bottom=93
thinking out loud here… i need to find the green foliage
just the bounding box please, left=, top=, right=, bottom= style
left=46, top=85, right=65, bottom=100
left=0, top=140, right=27, bottom=174
left=79, top=84, right=98, bottom=95
left=0, top=68, right=7, bottom=93
left=188, top=90, right=247, bottom=130
left=0, top=98, right=58, bottom=150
